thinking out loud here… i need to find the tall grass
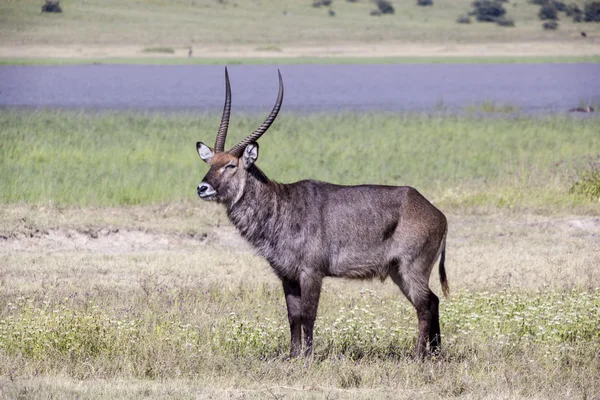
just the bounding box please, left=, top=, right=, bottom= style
left=1, top=109, right=598, bottom=210
left=1, top=281, right=598, bottom=396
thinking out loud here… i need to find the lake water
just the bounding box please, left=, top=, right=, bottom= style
left=1, top=64, right=599, bottom=113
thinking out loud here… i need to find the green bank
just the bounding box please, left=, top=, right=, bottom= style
left=1, top=109, right=599, bottom=211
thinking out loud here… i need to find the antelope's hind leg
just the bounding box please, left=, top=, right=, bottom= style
left=389, top=258, right=440, bottom=359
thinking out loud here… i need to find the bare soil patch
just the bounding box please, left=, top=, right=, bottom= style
left=1, top=206, right=598, bottom=290
left=0, top=224, right=249, bottom=255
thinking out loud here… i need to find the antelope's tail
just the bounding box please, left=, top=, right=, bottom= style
left=439, top=237, right=449, bottom=298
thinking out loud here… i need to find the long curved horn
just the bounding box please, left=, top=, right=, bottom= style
left=214, top=67, right=232, bottom=153
left=228, top=70, right=284, bottom=158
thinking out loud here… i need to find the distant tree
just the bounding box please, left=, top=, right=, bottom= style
left=551, top=1, right=567, bottom=11
left=584, top=1, right=600, bottom=22
left=417, top=0, right=434, bottom=6
left=374, top=0, right=395, bottom=14
left=543, top=20, right=559, bottom=29
left=313, top=0, right=333, bottom=7
left=472, top=0, right=506, bottom=22
left=539, top=4, right=558, bottom=20
left=566, top=2, right=581, bottom=16
left=41, top=0, right=62, bottom=12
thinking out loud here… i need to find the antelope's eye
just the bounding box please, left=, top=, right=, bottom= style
left=225, top=164, right=236, bottom=170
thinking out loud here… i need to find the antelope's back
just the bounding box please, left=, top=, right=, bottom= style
left=288, top=180, right=446, bottom=276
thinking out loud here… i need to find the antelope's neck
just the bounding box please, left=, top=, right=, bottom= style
left=226, top=166, right=284, bottom=250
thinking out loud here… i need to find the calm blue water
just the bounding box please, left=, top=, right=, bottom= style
left=1, top=64, right=599, bottom=113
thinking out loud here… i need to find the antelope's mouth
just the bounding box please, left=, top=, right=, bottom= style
left=197, top=183, right=216, bottom=200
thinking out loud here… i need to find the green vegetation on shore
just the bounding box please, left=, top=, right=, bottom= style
left=1, top=109, right=598, bottom=211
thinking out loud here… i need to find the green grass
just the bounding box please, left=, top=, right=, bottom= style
left=1, top=109, right=599, bottom=211
left=1, top=55, right=599, bottom=66
left=1, top=0, right=599, bottom=51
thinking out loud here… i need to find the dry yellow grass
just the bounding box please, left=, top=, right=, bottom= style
left=1, top=204, right=599, bottom=399
left=2, top=203, right=599, bottom=292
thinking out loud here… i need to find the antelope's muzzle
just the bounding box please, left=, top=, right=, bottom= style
left=197, top=182, right=216, bottom=199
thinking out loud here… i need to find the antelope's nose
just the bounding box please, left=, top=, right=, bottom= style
left=197, top=182, right=216, bottom=198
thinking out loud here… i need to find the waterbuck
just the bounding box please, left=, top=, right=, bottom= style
left=196, top=68, right=449, bottom=359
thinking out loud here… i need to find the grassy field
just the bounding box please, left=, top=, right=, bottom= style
left=1, top=109, right=599, bottom=210
left=1, top=0, right=599, bottom=62
left=1, top=109, right=600, bottom=398
left=0, top=205, right=599, bottom=399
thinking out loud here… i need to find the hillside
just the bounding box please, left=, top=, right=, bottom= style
left=0, top=0, right=598, bottom=59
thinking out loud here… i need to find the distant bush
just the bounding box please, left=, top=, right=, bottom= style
left=41, top=0, right=62, bottom=13
left=543, top=20, right=559, bottom=29
left=368, top=0, right=396, bottom=16
left=313, top=0, right=333, bottom=7
left=417, top=0, right=434, bottom=6
left=532, top=1, right=568, bottom=12
left=565, top=2, right=582, bottom=20
left=375, top=0, right=395, bottom=14
left=552, top=0, right=567, bottom=11
left=457, top=14, right=472, bottom=23
left=539, top=4, right=558, bottom=20
left=566, top=3, right=581, bottom=15
left=472, top=0, right=506, bottom=22
left=584, top=1, right=600, bottom=22
left=496, top=16, right=515, bottom=26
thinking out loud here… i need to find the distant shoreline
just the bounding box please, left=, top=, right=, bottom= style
left=1, top=42, right=599, bottom=65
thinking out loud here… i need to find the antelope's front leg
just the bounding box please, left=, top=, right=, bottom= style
left=282, top=280, right=302, bottom=358
left=300, top=271, right=323, bottom=357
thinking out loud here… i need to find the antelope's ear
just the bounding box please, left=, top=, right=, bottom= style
left=196, top=142, right=213, bottom=163
left=242, top=143, right=258, bottom=170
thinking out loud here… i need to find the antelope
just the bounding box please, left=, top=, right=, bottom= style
left=196, top=68, right=449, bottom=359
